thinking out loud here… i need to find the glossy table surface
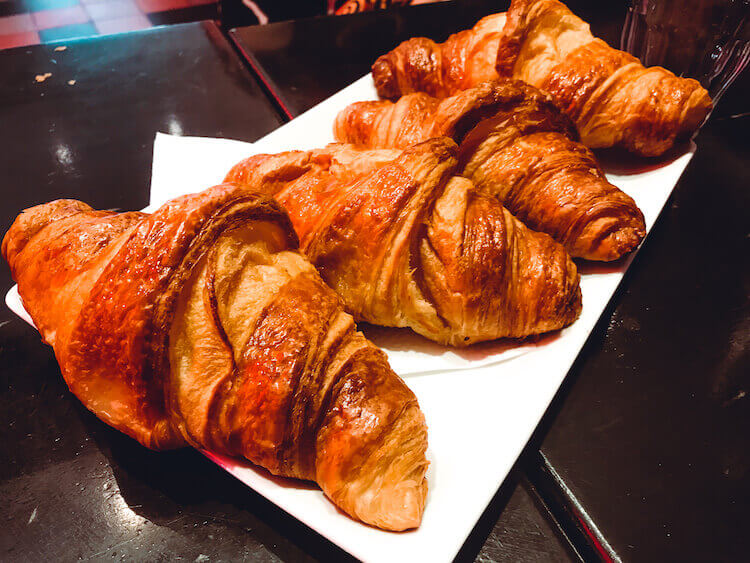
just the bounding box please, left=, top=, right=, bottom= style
left=0, top=19, right=575, bottom=562
left=534, top=77, right=750, bottom=562
left=231, top=1, right=750, bottom=561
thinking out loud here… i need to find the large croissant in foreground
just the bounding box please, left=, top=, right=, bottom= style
left=496, top=0, right=712, bottom=156
left=373, top=12, right=507, bottom=99
left=226, top=138, right=582, bottom=346
left=335, top=80, right=645, bottom=261
left=2, top=188, right=428, bottom=531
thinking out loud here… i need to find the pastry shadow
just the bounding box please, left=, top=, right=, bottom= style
left=595, top=140, right=694, bottom=175
left=453, top=330, right=564, bottom=363
left=80, top=414, right=353, bottom=562
left=575, top=254, right=632, bottom=276
left=202, top=450, right=319, bottom=491
left=361, top=322, right=564, bottom=377
left=361, top=323, right=460, bottom=357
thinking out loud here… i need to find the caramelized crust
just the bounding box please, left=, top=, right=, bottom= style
left=373, top=13, right=507, bottom=99
left=226, top=138, right=581, bottom=346
left=334, top=80, right=645, bottom=261
left=3, top=189, right=428, bottom=531
left=496, top=0, right=712, bottom=156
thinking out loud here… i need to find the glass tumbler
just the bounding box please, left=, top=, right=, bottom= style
left=622, top=0, right=750, bottom=102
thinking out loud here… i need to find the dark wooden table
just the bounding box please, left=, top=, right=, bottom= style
left=230, top=1, right=750, bottom=561
left=0, top=18, right=575, bottom=562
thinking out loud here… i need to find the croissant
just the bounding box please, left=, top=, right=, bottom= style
left=496, top=0, right=712, bottom=156
left=373, top=13, right=507, bottom=100
left=226, top=138, right=582, bottom=346
left=2, top=187, right=429, bottom=531
left=334, top=80, right=646, bottom=261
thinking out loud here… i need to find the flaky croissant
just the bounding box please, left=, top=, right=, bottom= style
left=334, top=80, right=646, bottom=261
left=2, top=187, right=428, bottom=531
left=373, top=13, right=507, bottom=100
left=496, top=0, right=712, bottom=156
left=226, top=138, right=582, bottom=346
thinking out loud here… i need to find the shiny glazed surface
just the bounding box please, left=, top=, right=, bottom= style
left=334, top=79, right=646, bottom=261
left=496, top=0, right=713, bottom=156
left=226, top=138, right=582, bottom=346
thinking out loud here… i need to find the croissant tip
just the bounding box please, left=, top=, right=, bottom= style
left=359, top=476, right=428, bottom=532
left=585, top=224, right=646, bottom=262
left=372, top=56, right=399, bottom=101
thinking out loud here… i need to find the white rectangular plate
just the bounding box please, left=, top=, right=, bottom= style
left=6, top=74, right=694, bottom=563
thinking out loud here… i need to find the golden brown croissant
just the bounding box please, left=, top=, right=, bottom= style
left=373, top=13, right=507, bottom=100
left=2, top=187, right=428, bottom=531
left=496, top=0, right=712, bottom=156
left=334, top=80, right=646, bottom=261
left=226, top=138, right=582, bottom=346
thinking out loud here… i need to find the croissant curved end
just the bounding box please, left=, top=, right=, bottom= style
left=580, top=221, right=646, bottom=262
left=167, top=217, right=429, bottom=531
left=372, top=55, right=400, bottom=101
left=319, top=402, right=429, bottom=531
left=2, top=199, right=94, bottom=274
left=353, top=472, right=427, bottom=531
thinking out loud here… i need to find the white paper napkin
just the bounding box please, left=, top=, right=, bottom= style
left=148, top=132, right=257, bottom=211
